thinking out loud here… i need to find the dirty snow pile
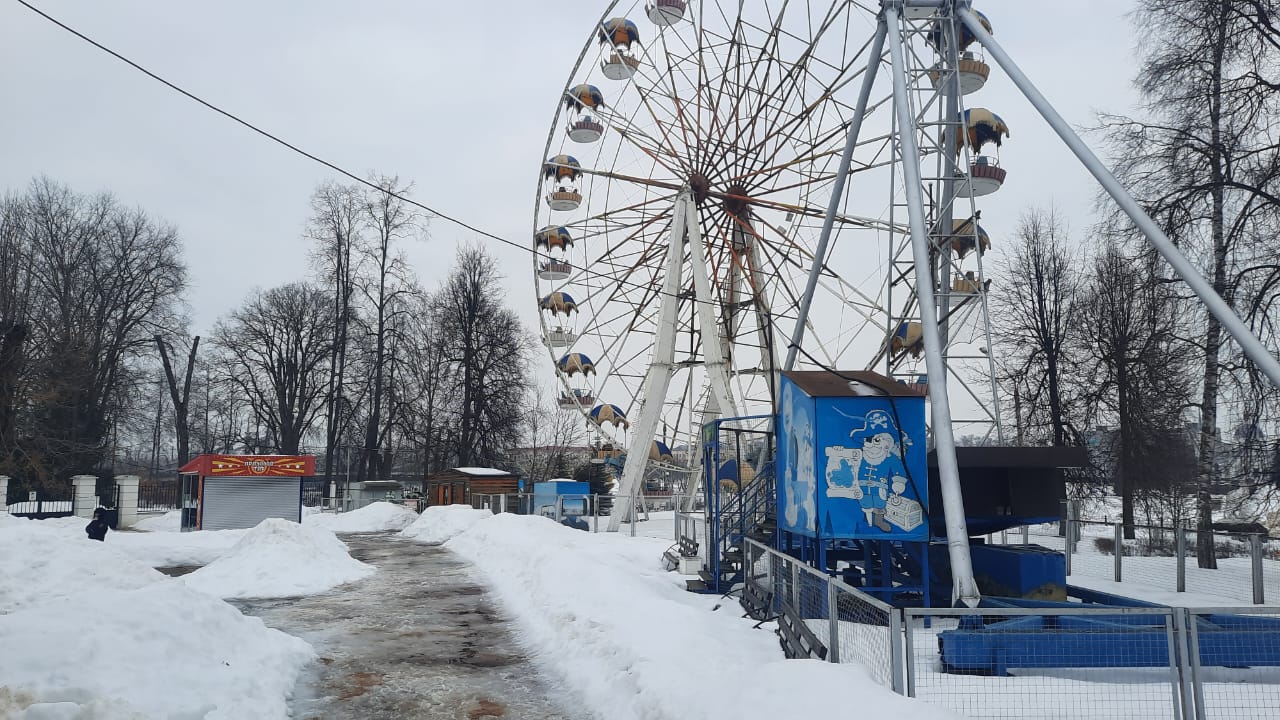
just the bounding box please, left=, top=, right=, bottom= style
left=183, top=518, right=375, bottom=599
left=305, top=501, right=420, bottom=532
left=0, top=519, right=314, bottom=719
left=399, top=504, right=492, bottom=543
left=406, top=507, right=959, bottom=720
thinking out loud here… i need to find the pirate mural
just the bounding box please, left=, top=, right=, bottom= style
left=779, top=380, right=817, bottom=533
left=775, top=371, right=927, bottom=541
left=825, top=408, right=924, bottom=534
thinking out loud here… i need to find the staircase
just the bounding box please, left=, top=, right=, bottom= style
left=688, top=462, right=776, bottom=594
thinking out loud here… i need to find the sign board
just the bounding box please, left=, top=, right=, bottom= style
left=179, top=454, right=316, bottom=477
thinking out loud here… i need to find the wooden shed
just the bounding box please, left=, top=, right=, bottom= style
left=425, top=467, right=520, bottom=506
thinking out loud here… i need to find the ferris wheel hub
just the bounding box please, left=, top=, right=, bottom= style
left=688, top=172, right=711, bottom=205
left=722, top=183, right=751, bottom=219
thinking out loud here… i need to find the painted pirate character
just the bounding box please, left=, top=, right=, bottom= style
left=781, top=382, right=817, bottom=531
left=825, top=409, right=912, bottom=532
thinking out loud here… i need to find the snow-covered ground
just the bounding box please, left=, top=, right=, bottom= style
left=5, top=497, right=1276, bottom=719
left=183, top=518, right=375, bottom=600
left=0, top=513, right=315, bottom=719
left=303, top=501, right=419, bottom=532
left=0, top=504, right=418, bottom=718
left=401, top=505, right=961, bottom=720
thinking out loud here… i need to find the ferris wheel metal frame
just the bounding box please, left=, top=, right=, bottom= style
left=531, top=0, right=1280, bottom=603
left=532, top=0, right=916, bottom=530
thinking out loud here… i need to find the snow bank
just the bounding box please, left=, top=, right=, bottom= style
left=417, top=512, right=959, bottom=720
left=0, top=521, right=313, bottom=719
left=0, top=522, right=165, bottom=614
left=304, top=501, right=419, bottom=532
left=183, top=518, right=374, bottom=599
left=398, top=504, right=492, bottom=543
left=133, top=509, right=181, bottom=532
left=110, top=527, right=247, bottom=568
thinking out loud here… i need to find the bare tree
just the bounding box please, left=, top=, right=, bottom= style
left=354, top=176, right=421, bottom=480
left=1099, top=0, right=1280, bottom=564
left=155, top=334, right=199, bottom=466
left=13, top=179, right=186, bottom=489
left=0, top=194, right=33, bottom=477
left=1079, top=246, right=1195, bottom=538
left=397, top=294, right=459, bottom=475
left=993, top=207, right=1085, bottom=447
left=212, top=283, right=333, bottom=454
left=307, top=181, right=363, bottom=484
left=518, top=382, right=587, bottom=483
left=434, top=245, right=532, bottom=466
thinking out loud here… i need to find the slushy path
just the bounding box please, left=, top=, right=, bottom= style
left=235, top=532, right=572, bottom=720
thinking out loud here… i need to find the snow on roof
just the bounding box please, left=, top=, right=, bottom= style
left=454, top=467, right=513, bottom=476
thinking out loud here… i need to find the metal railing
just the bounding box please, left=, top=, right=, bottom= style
left=470, top=492, right=606, bottom=532
left=742, top=538, right=1280, bottom=718
left=675, top=511, right=700, bottom=546
left=991, top=515, right=1280, bottom=605
left=137, top=480, right=181, bottom=514
left=744, top=538, right=902, bottom=691
left=904, top=605, right=1188, bottom=719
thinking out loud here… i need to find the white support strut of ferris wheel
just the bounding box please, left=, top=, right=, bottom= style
left=680, top=192, right=745, bottom=515
left=608, top=190, right=689, bottom=531
left=884, top=2, right=980, bottom=607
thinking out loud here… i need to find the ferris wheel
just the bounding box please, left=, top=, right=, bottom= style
left=532, top=0, right=1009, bottom=523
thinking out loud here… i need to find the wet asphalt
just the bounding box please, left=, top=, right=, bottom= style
left=232, top=533, right=573, bottom=720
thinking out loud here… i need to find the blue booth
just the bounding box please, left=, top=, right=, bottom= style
left=776, top=370, right=930, bottom=605
left=533, top=480, right=591, bottom=530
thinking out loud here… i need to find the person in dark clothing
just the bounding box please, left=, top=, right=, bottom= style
left=85, top=508, right=109, bottom=541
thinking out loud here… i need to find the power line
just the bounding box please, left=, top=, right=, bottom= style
left=12, top=0, right=700, bottom=307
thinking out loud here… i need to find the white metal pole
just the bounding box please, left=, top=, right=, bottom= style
left=686, top=200, right=741, bottom=420
left=936, top=12, right=962, bottom=350
left=608, top=193, right=691, bottom=532
left=884, top=4, right=980, bottom=606
left=960, top=10, right=1280, bottom=388
left=785, top=20, right=888, bottom=370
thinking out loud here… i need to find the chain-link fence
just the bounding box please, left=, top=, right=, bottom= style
left=905, top=606, right=1187, bottom=719
left=741, top=537, right=1280, bottom=717
left=1186, top=607, right=1280, bottom=720
left=744, top=539, right=901, bottom=689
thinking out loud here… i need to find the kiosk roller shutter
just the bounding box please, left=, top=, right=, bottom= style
left=201, top=476, right=301, bottom=531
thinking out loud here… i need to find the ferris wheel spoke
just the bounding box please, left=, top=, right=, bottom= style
left=749, top=218, right=888, bottom=322
left=731, top=5, right=852, bottom=177
left=696, top=6, right=756, bottom=168
left=534, top=0, right=1010, bottom=468
left=574, top=190, right=678, bottom=228
left=654, top=26, right=706, bottom=170
left=598, top=106, right=687, bottom=175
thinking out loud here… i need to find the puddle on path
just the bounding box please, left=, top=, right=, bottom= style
left=234, top=533, right=573, bottom=720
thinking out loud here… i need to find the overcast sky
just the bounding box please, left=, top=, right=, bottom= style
left=0, top=0, right=1139, bottom=345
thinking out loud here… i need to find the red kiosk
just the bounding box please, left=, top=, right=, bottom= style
left=178, top=454, right=315, bottom=531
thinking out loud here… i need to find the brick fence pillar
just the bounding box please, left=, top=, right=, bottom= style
left=114, top=475, right=140, bottom=528
left=71, top=475, right=99, bottom=518
left=0, top=475, right=8, bottom=511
